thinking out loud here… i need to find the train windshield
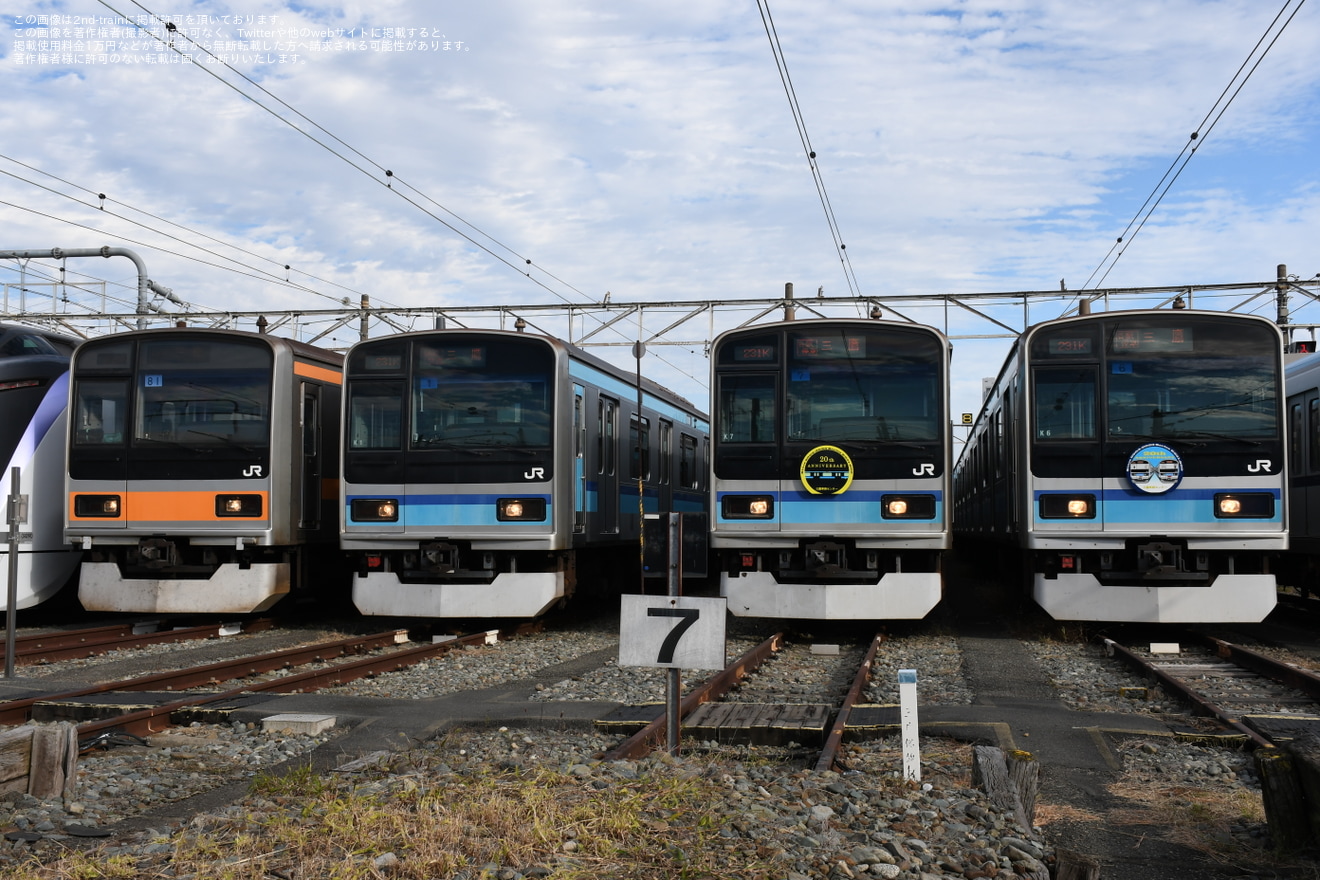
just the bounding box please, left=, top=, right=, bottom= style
left=1103, top=319, right=1278, bottom=441
left=784, top=328, right=942, bottom=443
left=131, top=340, right=273, bottom=450
left=409, top=339, right=553, bottom=450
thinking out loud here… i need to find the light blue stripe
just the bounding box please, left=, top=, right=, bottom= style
left=346, top=493, right=552, bottom=527
left=715, top=489, right=944, bottom=525
left=1032, top=487, right=1282, bottom=525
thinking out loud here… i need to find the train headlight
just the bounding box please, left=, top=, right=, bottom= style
left=722, top=495, right=775, bottom=519
left=1214, top=493, right=1274, bottom=518
left=881, top=494, right=935, bottom=519
left=497, top=497, right=546, bottom=521
left=1040, top=494, right=1096, bottom=519
left=351, top=498, right=399, bottom=522
left=74, top=494, right=121, bottom=517
left=215, top=494, right=263, bottom=517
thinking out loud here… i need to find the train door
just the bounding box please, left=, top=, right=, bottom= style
left=598, top=396, right=619, bottom=534
left=299, top=383, right=322, bottom=530
left=1289, top=393, right=1318, bottom=542
left=574, top=385, right=586, bottom=534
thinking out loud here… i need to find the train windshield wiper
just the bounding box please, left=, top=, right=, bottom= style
left=186, top=429, right=258, bottom=453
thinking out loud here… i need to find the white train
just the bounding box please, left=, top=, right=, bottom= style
left=0, top=323, right=82, bottom=610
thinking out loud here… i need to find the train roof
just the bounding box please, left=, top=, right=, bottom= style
left=73, top=325, right=344, bottom=367
left=344, top=326, right=707, bottom=420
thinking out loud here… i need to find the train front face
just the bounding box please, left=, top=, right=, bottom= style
left=1025, top=311, right=1284, bottom=623
left=67, top=331, right=292, bottom=614
left=711, top=320, right=950, bottom=620
left=341, top=331, right=563, bottom=619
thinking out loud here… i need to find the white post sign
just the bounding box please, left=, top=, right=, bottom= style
left=618, top=595, right=726, bottom=670
left=899, top=668, right=920, bottom=782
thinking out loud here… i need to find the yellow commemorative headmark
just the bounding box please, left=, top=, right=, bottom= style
left=801, top=445, right=854, bottom=495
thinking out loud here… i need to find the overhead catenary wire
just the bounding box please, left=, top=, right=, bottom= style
left=86, top=0, right=700, bottom=386
left=1080, top=0, right=1308, bottom=293
left=757, top=0, right=862, bottom=301
left=100, top=0, right=589, bottom=311
left=0, top=156, right=377, bottom=308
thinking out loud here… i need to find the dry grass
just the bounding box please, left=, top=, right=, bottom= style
left=2, top=751, right=785, bottom=880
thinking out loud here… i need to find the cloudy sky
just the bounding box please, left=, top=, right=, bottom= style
left=4, top=0, right=1319, bottom=422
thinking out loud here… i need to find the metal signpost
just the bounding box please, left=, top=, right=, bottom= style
left=619, top=513, right=726, bottom=754
left=6, top=467, right=27, bottom=679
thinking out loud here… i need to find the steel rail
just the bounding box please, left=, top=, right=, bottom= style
left=815, top=632, right=884, bottom=773
left=11, top=618, right=274, bottom=664
left=602, top=631, right=785, bottom=762
left=1102, top=638, right=1272, bottom=748
left=1202, top=636, right=1320, bottom=700
left=73, top=622, right=541, bottom=742
left=0, top=628, right=414, bottom=726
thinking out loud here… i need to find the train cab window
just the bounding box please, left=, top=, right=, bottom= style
left=1033, top=367, right=1096, bottom=440
left=679, top=433, right=699, bottom=489
left=718, top=374, right=776, bottom=443
left=0, top=333, right=58, bottom=358
left=73, top=378, right=128, bottom=446
left=135, top=340, right=272, bottom=449
left=349, top=380, right=403, bottom=450
left=629, top=415, right=650, bottom=480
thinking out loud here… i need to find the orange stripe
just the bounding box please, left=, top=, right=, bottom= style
left=68, top=491, right=269, bottom=522
left=294, top=361, right=342, bottom=385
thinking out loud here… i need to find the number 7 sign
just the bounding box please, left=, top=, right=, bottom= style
left=618, top=595, right=727, bottom=670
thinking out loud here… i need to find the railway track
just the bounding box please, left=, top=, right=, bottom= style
left=601, top=630, right=886, bottom=773
left=0, top=622, right=541, bottom=743
left=1104, top=634, right=1320, bottom=747
left=3, top=618, right=274, bottom=664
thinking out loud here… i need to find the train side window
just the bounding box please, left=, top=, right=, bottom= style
left=680, top=434, right=699, bottom=489
left=1309, top=399, right=1320, bottom=475
left=659, top=420, right=672, bottom=485
left=602, top=397, right=617, bottom=476
left=348, top=380, right=402, bottom=450
left=1034, top=367, right=1096, bottom=440
left=1291, top=401, right=1304, bottom=473
left=73, top=378, right=128, bottom=446
left=629, top=415, right=650, bottom=480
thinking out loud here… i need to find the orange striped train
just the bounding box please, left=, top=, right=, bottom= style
left=65, top=327, right=344, bottom=614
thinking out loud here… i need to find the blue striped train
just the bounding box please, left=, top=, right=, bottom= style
left=340, top=328, right=709, bottom=618
left=954, top=308, right=1284, bottom=623
left=709, top=318, right=952, bottom=619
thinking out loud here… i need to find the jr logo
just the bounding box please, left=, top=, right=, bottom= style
left=1246, top=459, right=1274, bottom=473
left=242, top=464, right=263, bottom=477
left=524, top=467, right=545, bottom=480
left=912, top=463, right=935, bottom=476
